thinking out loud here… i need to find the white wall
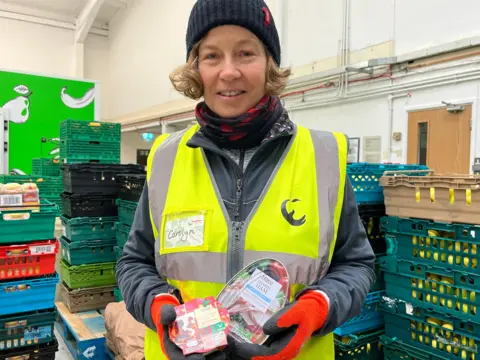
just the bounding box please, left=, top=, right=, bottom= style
left=0, top=17, right=110, bottom=118
left=121, top=131, right=157, bottom=164
left=106, top=0, right=480, bottom=121
left=285, top=57, right=480, bottom=168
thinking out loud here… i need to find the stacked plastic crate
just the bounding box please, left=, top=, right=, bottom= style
left=333, top=163, right=428, bottom=359
left=0, top=191, right=59, bottom=358
left=113, top=173, right=145, bottom=302
left=32, top=158, right=61, bottom=177
left=378, top=170, right=480, bottom=360
left=333, top=163, right=388, bottom=359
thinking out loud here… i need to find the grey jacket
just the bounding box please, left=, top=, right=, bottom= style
left=116, top=119, right=376, bottom=335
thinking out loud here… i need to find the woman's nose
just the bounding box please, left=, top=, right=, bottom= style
left=219, top=60, right=241, bottom=81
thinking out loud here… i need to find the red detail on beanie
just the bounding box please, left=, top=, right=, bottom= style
left=262, top=7, right=271, bottom=27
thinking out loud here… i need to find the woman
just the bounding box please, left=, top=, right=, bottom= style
left=116, top=1, right=376, bottom=359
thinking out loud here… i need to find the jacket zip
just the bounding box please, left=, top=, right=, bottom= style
left=194, top=140, right=291, bottom=280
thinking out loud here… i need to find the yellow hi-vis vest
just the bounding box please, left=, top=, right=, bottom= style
left=144, top=124, right=347, bottom=359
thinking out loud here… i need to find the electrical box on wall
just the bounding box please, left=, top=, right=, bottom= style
left=392, top=132, right=402, bottom=141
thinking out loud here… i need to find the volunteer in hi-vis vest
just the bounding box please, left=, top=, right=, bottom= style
left=116, top=1, right=376, bottom=359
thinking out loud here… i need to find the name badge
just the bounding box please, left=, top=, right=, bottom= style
left=164, top=212, right=205, bottom=249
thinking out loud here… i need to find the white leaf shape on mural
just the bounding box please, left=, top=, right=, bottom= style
left=49, top=148, right=60, bottom=155
left=14, top=85, right=30, bottom=95
left=61, top=86, right=95, bottom=109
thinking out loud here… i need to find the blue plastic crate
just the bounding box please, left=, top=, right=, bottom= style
left=334, top=290, right=385, bottom=336
left=347, top=163, right=429, bottom=204
left=0, top=274, right=59, bottom=316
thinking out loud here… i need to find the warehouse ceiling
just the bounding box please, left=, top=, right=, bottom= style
left=0, top=0, right=128, bottom=37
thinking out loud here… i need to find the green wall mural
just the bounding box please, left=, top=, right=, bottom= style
left=0, top=70, right=98, bottom=174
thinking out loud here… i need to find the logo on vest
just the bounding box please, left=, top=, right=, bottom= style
left=281, top=199, right=306, bottom=226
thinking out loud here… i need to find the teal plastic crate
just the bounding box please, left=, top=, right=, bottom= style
left=60, top=216, right=117, bottom=242
left=116, top=199, right=137, bottom=227
left=334, top=291, right=385, bottom=336
left=370, top=256, right=385, bottom=291
left=114, top=222, right=131, bottom=248
left=60, top=120, right=121, bottom=143
left=381, top=298, right=479, bottom=360
left=381, top=256, right=480, bottom=323
left=32, top=158, right=61, bottom=176
left=60, top=139, right=120, bottom=164
left=381, top=336, right=449, bottom=360
left=114, top=288, right=123, bottom=302
left=347, top=163, right=429, bottom=204
left=0, top=308, right=57, bottom=350
left=0, top=200, right=57, bottom=244
left=335, top=329, right=384, bottom=360
left=114, top=246, right=123, bottom=262
left=59, top=260, right=116, bottom=289
left=382, top=216, right=480, bottom=276
left=60, top=236, right=116, bottom=266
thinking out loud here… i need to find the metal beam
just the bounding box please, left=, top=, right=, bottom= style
left=75, top=0, right=106, bottom=43
left=0, top=9, right=108, bottom=37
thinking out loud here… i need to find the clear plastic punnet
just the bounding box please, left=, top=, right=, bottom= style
left=216, top=258, right=290, bottom=345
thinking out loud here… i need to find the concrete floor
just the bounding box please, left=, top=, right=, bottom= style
left=55, top=328, right=75, bottom=360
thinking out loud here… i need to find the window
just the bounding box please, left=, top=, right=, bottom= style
left=418, top=122, right=428, bottom=165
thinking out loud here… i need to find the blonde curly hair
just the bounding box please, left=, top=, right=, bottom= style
left=169, top=42, right=291, bottom=100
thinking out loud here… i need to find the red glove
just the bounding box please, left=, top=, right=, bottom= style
left=228, top=291, right=329, bottom=360
left=151, top=294, right=208, bottom=360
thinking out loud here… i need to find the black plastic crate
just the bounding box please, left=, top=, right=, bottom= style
left=61, top=164, right=145, bottom=195
left=0, top=338, right=58, bottom=360
left=61, top=192, right=117, bottom=218
left=358, top=204, right=386, bottom=255
left=116, top=174, right=146, bottom=202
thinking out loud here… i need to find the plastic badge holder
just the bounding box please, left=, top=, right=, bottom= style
left=216, top=259, right=290, bottom=345
left=169, top=296, right=230, bottom=355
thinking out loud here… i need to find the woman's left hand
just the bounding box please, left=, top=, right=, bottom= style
left=226, top=292, right=329, bottom=360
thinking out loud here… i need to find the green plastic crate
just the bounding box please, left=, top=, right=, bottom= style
left=381, top=299, right=479, bottom=360
left=114, top=287, right=123, bottom=302
left=59, top=260, right=116, bottom=289
left=114, top=222, right=131, bottom=248
left=60, top=216, right=117, bottom=242
left=32, top=158, right=61, bottom=176
left=381, top=336, right=449, bottom=360
left=116, top=199, right=138, bottom=227
left=60, top=139, right=120, bottom=164
left=114, top=246, right=123, bottom=262
left=0, top=308, right=57, bottom=350
left=381, top=255, right=480, bottom=323
left=60, top=236, right=116, bottom=266
left=60, top=120, right=121, bottom=143
left=335, top=329, right=384, bottom=360
left=370, top=255, right=385, bottom=291
left=0, top=200, right=57, bottom=243
left=382, top=216, right=480, bottom=275
left=0, top=175, right=62, bottom=195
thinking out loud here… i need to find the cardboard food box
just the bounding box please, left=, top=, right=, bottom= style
left=0, top=183, right=40, bottom=211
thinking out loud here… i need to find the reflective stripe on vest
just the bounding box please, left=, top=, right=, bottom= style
left=144, top=124, right=346, bottom=360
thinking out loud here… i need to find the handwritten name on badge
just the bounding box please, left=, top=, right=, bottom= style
left=165, top=213, right=205, bottom=248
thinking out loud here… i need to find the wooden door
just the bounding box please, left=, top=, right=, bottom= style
left=407, top=105, right=471, bottom=173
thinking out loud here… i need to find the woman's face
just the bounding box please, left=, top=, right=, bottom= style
left=198, top=25, right=267, bottom=118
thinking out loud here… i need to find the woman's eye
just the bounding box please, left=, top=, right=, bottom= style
left=240, top=51, right=254, bottom=57
left=204, top=53, right=218, bottom=60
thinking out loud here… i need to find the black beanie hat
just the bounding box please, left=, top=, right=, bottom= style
left=186, top=0, right=281, bottom=65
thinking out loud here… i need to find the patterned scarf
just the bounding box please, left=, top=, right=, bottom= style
left=195, top=95, right=284, bottom=149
